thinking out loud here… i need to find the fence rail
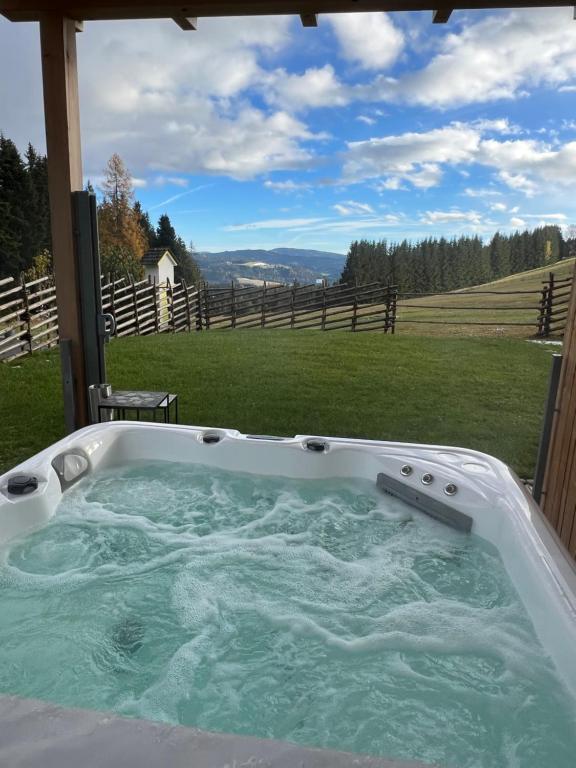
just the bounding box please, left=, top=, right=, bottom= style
left=0, top=276, right=398, bottom=362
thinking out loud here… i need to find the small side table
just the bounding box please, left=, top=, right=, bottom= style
left=98, top=390, right=178, bottom=423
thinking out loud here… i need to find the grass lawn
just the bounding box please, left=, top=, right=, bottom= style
left=0, top=330, right=555, bottom=478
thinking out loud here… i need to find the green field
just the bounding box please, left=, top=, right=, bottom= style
left=396, top=258, right=575, bottom=337
left=0, top=330, right=556, bottom=478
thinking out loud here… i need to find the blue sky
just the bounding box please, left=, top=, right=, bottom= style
left=1, top=8, right=576, bottom=254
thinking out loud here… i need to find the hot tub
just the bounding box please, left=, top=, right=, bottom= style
left=0, top=422, right=575, bottom=768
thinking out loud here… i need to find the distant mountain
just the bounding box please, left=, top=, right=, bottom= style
left=195, top=248, right=346, bottom=285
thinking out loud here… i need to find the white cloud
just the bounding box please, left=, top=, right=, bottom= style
left=333, top=201, right=375, bottom=216
left=224, top=217, right=327, bottom=231
left=264, top=179, right=311, bottom=192
left=463, top=187, right=502, bottom=198
left=0, top=16, right=331, bottom=181
left=421, top=210, right=483, bottom=226
left=469, top=118, right=523, bottom=135
left=356, top=115, right=376, bottom=126
left=376, top=178, right=406, bottom=192
left=510, top=217, right=527, bottom=227
left=264, top=64, right=349, bottom=111
left=522, top=213, right=567, bottom=220
left=152, top=176, right=189, bottom=187
left=343, top=125, right=480, bottom=186
left=343, top=122, right=576, bottom=196
left=361, top=9, right=576, bottom=108
left=326, top=13, right=404, bottom=71
left=559, top=85, right=576, bottom=92
left=497, top=171, right=538, bottom=196
left=490, top=202, right=508, bottom=212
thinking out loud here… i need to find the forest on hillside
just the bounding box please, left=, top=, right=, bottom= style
left=0, top=136, right=201, bottom=284
left=341, top=227, right=574, bottom=293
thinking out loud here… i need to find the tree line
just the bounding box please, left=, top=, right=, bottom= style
left=341, top=226, right=572, bottom=293
left=0, top=136, right=201, bottom=284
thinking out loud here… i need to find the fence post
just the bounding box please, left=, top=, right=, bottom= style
left=390, top=285, right=398, bottom=334
left=352, top=281, right=358, bottom=332
left=167, top=278, right=175, bottom=332
left=20, top=274, right=33, bottom=354
left=195, top=283, right=204, bottom=331
left=321, top=284, right=327, bottom=331
left=182, top=278, right=192, bottom=332
left=203, top=284, right=211, bottom=330
left=538, top=272, right=555, bottom=338
left=261, top=281, right=267, bottom=328
left=384, top=283, right=390, bottom=334
left=231, top=280, right=236, bottom=329
left=290, top=285, right=296, bottom=328
left=152, top=277, right=160, bottom=334
left=131, top=275, right=140, bottom=335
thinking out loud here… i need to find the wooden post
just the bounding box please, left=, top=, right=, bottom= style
left=196, top=283, right=204, bottom=331
left=352, top=281, right=358, bottom=332
left=290, top=285, right=296, bottom=328
left=182, top=278, right=192, bottom=331
left=131, top=275, right=140, bottom=335
left=20, top=274, right=33, bottom=354
left=261, top=281, right=267, bottom=328
left=231, top=281, right=236, bottom=329
left=390, top=285, right=397, bottom=335
left=321, top=284, right=327, bottom=331
left=167, top=278, right=175, bottom=332
left=204, top=284, right=211, bottom=330
left=545, top=272, right=555, bottom=338
left=39, top=15, right=87, bottom=427
left=152, top=277, right=160, bottom=334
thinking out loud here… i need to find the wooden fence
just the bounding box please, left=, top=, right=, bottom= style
left=0, top=276, right=398, bottom=362
left=541, top=273, right=576, bottom=558
left=393, top=273, right=571, bottom=338
left=1, top=270, right=572, bottom=363
left=0, top=274, right=59, bottom=361
left=536, top=272, right=572, bottom=338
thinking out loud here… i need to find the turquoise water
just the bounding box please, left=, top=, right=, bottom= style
left=0, top=461, right=575, bottom=768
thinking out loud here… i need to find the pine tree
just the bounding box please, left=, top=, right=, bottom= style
left=134, top=201, right=155, bottom=248
left=0, top=136, right=31, bottom=277
left=154, top=213, right=202, bottom=285
left=26, top=143, right=51, bottom=262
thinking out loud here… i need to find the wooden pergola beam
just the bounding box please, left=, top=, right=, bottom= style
left=432, top=7, right=452, bottom=21
left=300, top=12, right=318, bottom=25
left=173, top=14, right=197, bottom=28
left=2, top=1, right=576, bottom=23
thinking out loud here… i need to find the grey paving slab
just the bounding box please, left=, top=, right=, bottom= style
left=0, top=695, right=437, bottom=768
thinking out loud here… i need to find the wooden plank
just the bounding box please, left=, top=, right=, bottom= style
left=542, top=268, right=576, bottom=545
left=432, top=8, right=452, bottom=21
left=39, top=13, right=87, bottom=427
left=3, top=2, right=574, bottom=24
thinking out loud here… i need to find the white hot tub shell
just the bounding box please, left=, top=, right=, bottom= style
left=1, top=421, right=575, bottom=707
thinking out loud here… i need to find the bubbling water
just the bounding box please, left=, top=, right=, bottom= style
left=0, top=461, right=574, bottom=768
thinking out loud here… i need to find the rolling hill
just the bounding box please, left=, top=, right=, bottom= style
left=195, top=247, right=346, bottom=285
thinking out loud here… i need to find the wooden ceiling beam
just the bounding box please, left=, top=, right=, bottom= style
left=432, top=7, right=452, bottom=21
left=173, top=14, right=197, bottom=28
left=2, top=1, right=576, bottom=23
left=300, top=11, right=317, bottom=25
